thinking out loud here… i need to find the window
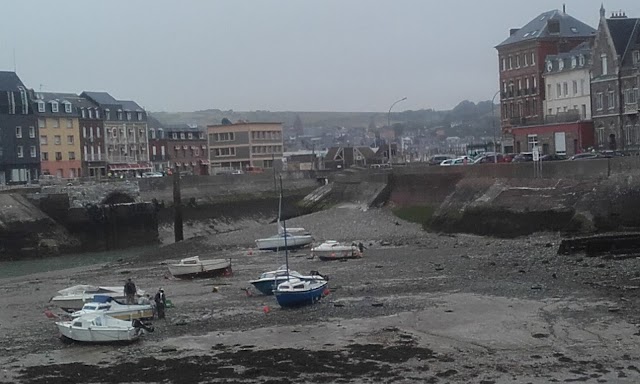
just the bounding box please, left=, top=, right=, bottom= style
left=172, top=133, right=178, bottom=139
left=54, top=135, right=61, bottom=145
left=29, top=126, right=35, bottom=138
left=556, top=84, right=562, bottom=98
left=547, top=84, right=552, bottom=98
left=579, top=55, right=585, bottom=66
left=30, top=146, right=36, bottom=158
left=117, top=110, right=123, bottom=120
left=571, top=56, right=577, bottom=68
left=88, top=109, right=93, bottom=119
left=215, top=132, right=235, bottom=141
left=180, top=133, right=185, bottom=139
left=17, top=146, right=23, bottom=158
left=67, top=135, right=74, bottom=145
left=126, top=112, right=132, bottom=121
left=601, top=54, right=608, bottom=75
left=501, top=58, right=506, bottom=71
left=527, top=134, right=539, bottom=150
left=105, top=109, right=110, bottom=120
left=626, top=88, right=637, bottom=104
left=152, top=146, right=157, bottom=156
left=187, top=133, right=193, bottom=139
left=516, top=55, right=521, bottom=68
left=52, top=119, right=59, bottom=128
left=596, top=93, right=604, bottom=110
left=573, top=81, right=578, bottom=95
left=137, top=112, right=143, bottom=121
left=38, top=101, right=45, bottom=113
left=608, top=90, right=615, bottom=109
left=55, top=152, right=62, bottom=161
left=66, top=119, right=73, bottom=128
left=40, top=135, right=48, bottom=145
left=161, top=145, right=165, bottom=156
left=68, top=152, right=75, bottom=160
left=38, top=118, right=45, bottom=128
left=95, top=109, right=100, bottom=119
left=580, top=79, right=585, bottom=95
left=42, top=152, right=48, bottom=161
left=64, top=102, right=72, bottom=113
left=96, top=127, right=100, bottom=138
left=597, top=127, right=605, bottom=146
left=633, top=50, right=640, bottom=65
left=508, top=56, right=513, bottom=69
left=81, top=109, right=86, bottom=118
left=213, top=147, right=236, bottom=156
left=581, top=104, right=587, bottom=118
left=16, top=126, right=22, bottom=138
left=150, top=129, right=156, bottom=139
left=563, top=82, right=568, bottom=96
left=531, top=52, right=535, bottom=65
left=532, top=98, right=537, bottom=115
left=51, top=102, right=59, bottom=113
left=523, top=54, right=528, bottom=67
left=83, top=126, right=87, bottom=138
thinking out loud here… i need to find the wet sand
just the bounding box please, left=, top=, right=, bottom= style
left=2, top=207, right=640, bottom=383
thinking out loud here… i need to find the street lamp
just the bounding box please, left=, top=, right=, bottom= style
left=387, top=97, right=407, bottom=166
left=491, top=90, right=500, bottom=163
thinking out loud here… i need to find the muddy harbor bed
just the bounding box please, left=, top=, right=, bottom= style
left=2, top=208, right=640, bottom=383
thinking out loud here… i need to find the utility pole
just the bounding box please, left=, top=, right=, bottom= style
left=173, top=168, right=184, bottom=242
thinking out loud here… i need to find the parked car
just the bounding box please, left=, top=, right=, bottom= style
left=569, top=153, right=600, bottom=161
left=540, top=154, right=567, bottom=161
left=511, top=153, right=534, bottom=162
left=473, top=154, right=506, bottom=164
left=428, top=155, right=454, bottom=166
left=142, top=172, right=164, bottom=178
left=440, top=157, right=469, bottom=166
left=599, top=150, right=625, bottom=158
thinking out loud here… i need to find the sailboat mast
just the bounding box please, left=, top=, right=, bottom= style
left=279, top=175, right=290, bottom=280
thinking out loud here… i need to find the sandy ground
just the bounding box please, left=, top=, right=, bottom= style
left=2, top=206, right=640, bottom=383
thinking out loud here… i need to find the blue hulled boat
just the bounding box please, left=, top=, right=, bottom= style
left=274, top=278, right=328, bottom=308
left=250, top=266, right=304, bottom=296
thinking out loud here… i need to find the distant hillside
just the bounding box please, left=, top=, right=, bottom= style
left=151, top=100, right=498, bottom=138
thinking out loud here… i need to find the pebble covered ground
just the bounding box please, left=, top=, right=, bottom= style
left=2, top=206, right=640, bottom=383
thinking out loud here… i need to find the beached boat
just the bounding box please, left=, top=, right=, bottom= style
left=249, top=265, right=326, bottom=295
left=56, top=313, right=153, bottom=343
left=168, top=256, right=232, bottom=279
left=255, top=232, right=314, bottom=251
left=272, top=175, right=328, bottom=308
left=275, top=277, right=328, bottom=308
left=70, top=295, right=153, bottom=321
left=312, top=241, right=362, bottom=261
left=50, top=285, right=146, bottom=313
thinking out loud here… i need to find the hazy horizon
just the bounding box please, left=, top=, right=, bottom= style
left=1, top=0, right=638, bottom=113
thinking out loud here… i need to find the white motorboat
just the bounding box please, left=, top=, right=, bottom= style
left=71, top=295, right=153, bottom=321
left=56, top=313, right=153, bottom=343
left=50, top=285, right=146, bottom=313
left=311, top=241, right=362, bottom=261
left=168, top=256, right=232, bottom=279
left=255, top=232, right=313, bottom=251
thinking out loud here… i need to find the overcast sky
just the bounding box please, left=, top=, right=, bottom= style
left=1, top=1, right=638, bottom=113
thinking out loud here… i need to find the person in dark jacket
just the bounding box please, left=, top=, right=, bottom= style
left=124, top=278, right=137, bottom=305
left=154, top=288, right=166, bottom=319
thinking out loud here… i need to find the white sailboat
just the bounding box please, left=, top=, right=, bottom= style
left=255, top=188, right=313, bottom=251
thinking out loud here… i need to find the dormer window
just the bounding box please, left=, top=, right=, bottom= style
left=126, top=112, right=132, bottom=121
left=579, top=55, right=585, bottom=66
left=64, top=102, right=72, bottom=113
left=558, top=59, right=564, bottom=71
left=81, top=108, right=86, bottom=118
left=571, top=57, right=577, bottom=68
left=95, top=109, right=100, bottom=119
left=137, top=112, right=143, bottom=121
left=601, top=54, right=608, bottom=75
left=37, top=101, right=45, bottom=113
left=117, top=110, right=123, bottom=120
left=51, top=102, right=59, bottom=113
left=88, top=109, right=93, bottom=119
left=105, top=109, right=110, bottom=120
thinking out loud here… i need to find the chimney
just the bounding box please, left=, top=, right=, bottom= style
left=563, top=4, right=566, bottom=14
left=510, top=28, right=520, bottom=36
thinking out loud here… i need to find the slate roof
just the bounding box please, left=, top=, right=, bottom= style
left=497, top=9, right=596, bottom=48
left=544, top=41, right=592, bottom=74
left=35, top=92, right=77, bottom=103
left=147, top=115, right=164, bottom=129
left=119, top=100, right=143, bottom=111
left=82, top=91, right=118, bottom=105
left=0, top=71, right=25, bottom=91
left=606, top=17, right=640, bottom=56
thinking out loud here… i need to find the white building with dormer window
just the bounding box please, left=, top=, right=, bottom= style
left=543, top=42, right=592, bottom=122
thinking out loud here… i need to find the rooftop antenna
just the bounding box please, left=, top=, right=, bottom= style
left=563, top=4, right=566, bottom=13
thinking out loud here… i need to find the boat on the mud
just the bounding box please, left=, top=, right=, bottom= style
left=50, top=285, right=146, bottom=313
left=255, top=231, right=313, bottom=251
left=311, top=241, right=362, bottom=261
left=168, top=256, right=232, bottom=279
left=70, top=295, right=153, bottom=321
left=56, top=313, right=154, bottom=343
left=272, top=175, right=329, bottom=308
left=250, top=265, right=326, bottom=295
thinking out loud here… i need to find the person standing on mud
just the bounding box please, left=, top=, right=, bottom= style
left=357, top=242, right=366, bottom=256
left=124, top=278, right=137, bottom=305
left=154, top=288, right=166, bottom=319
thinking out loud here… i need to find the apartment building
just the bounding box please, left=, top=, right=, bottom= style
left=35, top=93, right=82, bottom=178
left=207, top=122, right=283, bottom=173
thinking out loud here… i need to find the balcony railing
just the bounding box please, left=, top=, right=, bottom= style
left=84, top=154, right=104, bottom=162
left=544, top=110, right=583, bottom=124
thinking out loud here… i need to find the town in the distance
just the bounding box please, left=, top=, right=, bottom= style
left=1, top=6, right=638, bottom=184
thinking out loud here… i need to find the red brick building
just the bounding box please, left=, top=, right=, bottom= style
left=496, top=8, right=596, bottom=153
left=511, top=121, right=594, bottom=156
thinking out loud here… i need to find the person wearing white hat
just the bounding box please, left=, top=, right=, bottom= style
left=154, top=288, right=166, bottom=319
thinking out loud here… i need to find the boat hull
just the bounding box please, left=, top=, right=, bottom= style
left=168, top=259, right=232, bottom=279
left=251, top=277, right=288, bottom=296
left=275, top=281, right=328, bottom=308
left=56, top=323, right=140, bottom=343
left=255, top=235, right=313, bottom=251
